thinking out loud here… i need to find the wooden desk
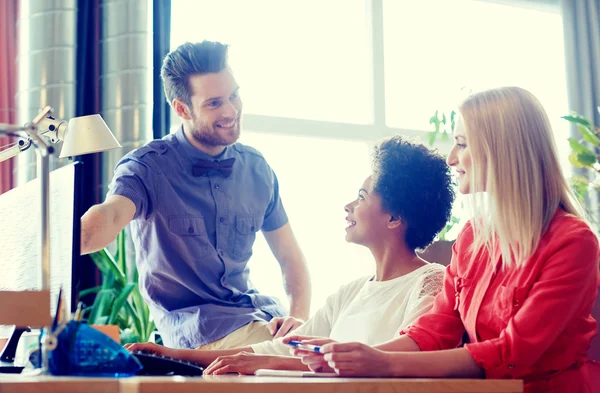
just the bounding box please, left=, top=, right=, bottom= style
left=0, top=375, right=523, bottom=393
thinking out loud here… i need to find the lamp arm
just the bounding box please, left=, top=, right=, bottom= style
left=0, top=138, right=33, bottom=163
left=0, top=123, right=30, bottom=133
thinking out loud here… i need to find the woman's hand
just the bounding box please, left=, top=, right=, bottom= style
left=203, top=352, right=280, bottom=375
left=124, top=342, right=174, bottom=358
left=267, top=316, right=305, bottom=338
left=318, top=342, right=395, bottom=377
left=282, top=335, right=338, bottom=373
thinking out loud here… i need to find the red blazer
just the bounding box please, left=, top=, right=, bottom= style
left=405, top=210, right=600, bottom=393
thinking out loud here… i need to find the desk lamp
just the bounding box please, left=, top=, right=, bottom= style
left=0, top=106, right=121, bottom=368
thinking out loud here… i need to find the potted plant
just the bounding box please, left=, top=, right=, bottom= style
left=80, top=229, right=156, bottom=344
left=562, top=108, right=600, bottom=366
left=562, top=109, right=600, bottom=232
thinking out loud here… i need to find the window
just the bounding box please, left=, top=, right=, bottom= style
left=383, top=0, right=570, bottom=166
left=170, top=0, right=373, bottom=124
left=238, top=132, right=371, bottom=312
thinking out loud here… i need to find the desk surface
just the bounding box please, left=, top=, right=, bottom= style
left=0, top=375, right=523, bottom=393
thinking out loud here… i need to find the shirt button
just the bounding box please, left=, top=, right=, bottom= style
left=188, top=226, right=194, bottom=234
left=214, top=184, right=220, bottom=189
left=508, top=364, right=515, bottom=369
left=250, top=226, right=255, bottom=231
left=220, top=217, right=225, bottom=223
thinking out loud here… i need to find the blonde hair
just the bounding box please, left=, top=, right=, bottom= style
left=459, top=86, right=583, bottom=267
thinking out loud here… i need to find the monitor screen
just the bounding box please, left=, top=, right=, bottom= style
left=0, top=161, right=83, bottom=326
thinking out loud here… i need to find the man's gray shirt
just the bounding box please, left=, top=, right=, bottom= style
left=108, top=128, right=288, bottom=348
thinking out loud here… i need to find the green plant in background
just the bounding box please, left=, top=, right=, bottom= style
left=429, top=109, right=456, bottom=146
left=428, top=109, right=460, bottom=241
left=562, top=109, right=600, bottom=229
left=80, top=229, right=155, bottom=344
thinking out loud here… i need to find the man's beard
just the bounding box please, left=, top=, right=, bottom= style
left=191, top=122, right=240, bottom=147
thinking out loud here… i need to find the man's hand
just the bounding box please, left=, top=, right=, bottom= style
left=124, top=342, right=174, bottom=358
left=203, top=352, right=279, bottom=375
left=267, top=316, right=304, bottom=338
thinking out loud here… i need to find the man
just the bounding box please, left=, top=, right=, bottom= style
left=80, top=41, right=311, bottom=349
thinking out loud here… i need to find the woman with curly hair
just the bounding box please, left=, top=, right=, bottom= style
left=291, top=87, right=599, bottom=393
left=125, top=136, right=456, bottom=375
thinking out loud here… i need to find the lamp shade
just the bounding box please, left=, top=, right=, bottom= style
left=59, top=114, right=121, bottom=158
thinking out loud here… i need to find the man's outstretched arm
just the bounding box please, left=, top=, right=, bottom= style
left=80, top=195, right=136, bottom=255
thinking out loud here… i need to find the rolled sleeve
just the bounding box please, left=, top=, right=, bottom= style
left=464, top=339, right=503, bottom=377
left=107, top=158, right=155, bottom=219
left=465, top=227, right=599, bottom=379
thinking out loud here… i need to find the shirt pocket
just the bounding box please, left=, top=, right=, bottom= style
left=168, top=216, right=209, bottom=257
left=231, top=215, right=263, bottom=261
left=492, top=285, right=528, bottom=324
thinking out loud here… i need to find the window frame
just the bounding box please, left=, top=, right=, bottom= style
left=170, top=0, right=560, bottom=156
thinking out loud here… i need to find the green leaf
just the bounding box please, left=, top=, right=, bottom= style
left=569, top=152, right=587, bottom=168
left=429, top=110, right=441, bottom=133
left=568, top=138, right=593, bottom=154
left=562, top=114, right=594, bottom=130
left=145, top=320, right=156, bottom=343
left=108, top=283, right=136, bottom=325
left=88, top=289, right=115, bottom=324
left=577, top=151, right=597, bottom=166
left=578, top=124, right=600, bottom=146
left=131, top=286, right=149, bottom=333
left=92, top=248, right=126, bottom=286
left=89, top=251, right=109, bottom=275
left=115, top=314, right=129, bottom=330
left=428, top=130, right=437, bottom=146
left=117, top=230, right=127, bottom=279
left=79, top=286, right=101, bottom=298
left=124, top=301, right=143, bottom=340
left=94, top=316, right=109, bottom=325
left=101, top=271, right=116, bottom=289
left=120, top=328, right=140, bottom=345
left=570, top=176, right=590, bottom=201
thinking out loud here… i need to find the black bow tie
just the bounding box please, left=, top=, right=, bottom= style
left=192, top=157, right=236, bottom=177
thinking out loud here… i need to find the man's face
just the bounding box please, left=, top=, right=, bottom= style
left=180, top=68, right=242, bottom=148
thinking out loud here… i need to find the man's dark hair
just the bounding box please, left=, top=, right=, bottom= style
left=372, top=136, right=455, bottom=250
left=161, top=41, right=229, bottom=108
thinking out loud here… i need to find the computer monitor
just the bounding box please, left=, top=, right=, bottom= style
left=0, top=161, right=84, bottom=323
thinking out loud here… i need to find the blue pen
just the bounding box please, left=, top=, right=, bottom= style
left=286, top=340, right=322, bottom=353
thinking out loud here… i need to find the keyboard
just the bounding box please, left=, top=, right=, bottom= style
left=131, top=351, right=205, bottom=376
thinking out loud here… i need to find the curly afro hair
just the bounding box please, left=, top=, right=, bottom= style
left=371, top=136, right=455, bottom=250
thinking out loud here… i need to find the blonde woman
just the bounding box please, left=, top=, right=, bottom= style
left=289, top=87, right=600, bottom=393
